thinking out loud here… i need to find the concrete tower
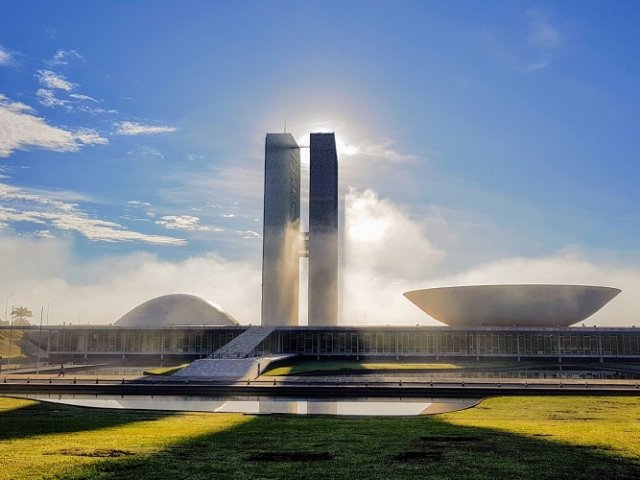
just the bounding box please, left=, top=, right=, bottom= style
left=308, top=132, right=339, bottom=326
left=261, top=133, right=301, bottom=326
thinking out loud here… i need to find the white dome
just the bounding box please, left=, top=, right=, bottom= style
left=115, top=294, right=239, bottom=326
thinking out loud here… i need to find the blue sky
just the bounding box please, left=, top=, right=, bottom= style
left=1, top=1, right=639, bottom=325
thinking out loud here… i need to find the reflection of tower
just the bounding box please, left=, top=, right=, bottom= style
left=259, top=400, right=299, bottom=414
left=261, top=133, right=300, bottom=326
left=308, top=133, right=339, bottom=326
left=306, top=401, right=338, bottom=415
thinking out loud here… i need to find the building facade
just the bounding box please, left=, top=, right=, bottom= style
left=308, top=133, right=339, bottom=326
left=261, top=133, right=301, bottom=326
left=30, top=325, right=640, bottom=362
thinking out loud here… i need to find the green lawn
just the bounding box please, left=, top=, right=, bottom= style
left=263, top=360, right=462, bottom=376
left=0, top=396, right=639, bottom=479
left=143, top=364, right=189, bottom=375
left=0, top=330, right=26, bottom=361
left=261, top=359, right=543, bottom=376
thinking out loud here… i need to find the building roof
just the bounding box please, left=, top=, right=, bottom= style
left=403, top=284, right=621, bottom=327
left=115, top=294, right=239, bottom=327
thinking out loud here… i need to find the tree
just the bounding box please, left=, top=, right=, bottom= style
left=11, top=306, right=32, bottom=326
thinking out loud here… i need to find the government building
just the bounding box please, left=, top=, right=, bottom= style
left=14, top=132, right=640, bottom=366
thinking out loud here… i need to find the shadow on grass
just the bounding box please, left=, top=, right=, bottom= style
left=52, top=411, right=640, bottom=480
left=0, top=398, right=173, bottom=442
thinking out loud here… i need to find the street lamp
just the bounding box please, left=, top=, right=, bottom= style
left=36, top=306, right=44, bottom=373
left=46, top=299, right=55, bottom=326
left=5, top=294, right=15, bottom=367
left=39, top=299, right=55, bottom=370
left=4, top=293, right=14, bottom=326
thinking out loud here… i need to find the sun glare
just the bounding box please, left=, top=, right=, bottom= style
left=348, top=216, right=389, bottom=242
left=336, top=138, right=360, bottom=156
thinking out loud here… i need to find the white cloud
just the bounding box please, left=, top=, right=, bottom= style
left=0, top=183, right=185, bottom=245
left=296, top=131, right=415, bottom=163
left=40, top=90, right=113, bottom=114
left=34, top=229, right=54, bottom=238
left=167, top=164, right=264, bottom=227
left=36, top=89, right=68, bottom=108
left=69, top=93, right=98, bottom=103
left=156, top=215, right=200, bottom=230
left=37, top=70, right=75, bottom=91
left=342, top=188, right=445, bottom=325
left=0, top=165, right=11, bottom=179
left=338, top=140, right=415, bottom=163
left=0, top=93, right=108, bottom=157
left=47, top=49, right=84, bottom=66
left=345, top=188, right=442, bottom=279
left=123, top=200, right=155, bottom=222
left=77, top=106, right=118, bottom=115
left=483, top=10, right=563, bottom=73
left=292, top=130, right=422, bottom=199
left=37, top=55, right=112, bottom=114
left=72, top=128, right=107, bottom=145
left=156, top=215, right=223, bottom=232
left=132, top=146, right=164, bottom=159
left=234, top=230, right=261, bottom=239
left=51, top=215, right=185, bottom=244
left=23, top=186, right=94, bottom=204
left=127, top=200, right=152, bottom=207
left=0, top=45, right=13, bottom=66
left=0, top=235, right=261, bottom=324
left=527, top=10, right=562, bottom=49
left=341, top=188, right=635, bottom=327
left=114, top=121, right=177, bottom=136
left=0, top=188, right=636, bottom=328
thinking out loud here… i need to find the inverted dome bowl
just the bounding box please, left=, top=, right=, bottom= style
left=403, top=284, right=621, bottom=327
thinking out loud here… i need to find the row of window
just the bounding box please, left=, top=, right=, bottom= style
left=258, top=331, right=640, bottom=356
left=42, top=329, right=243, bottom=354
left=39, top=328, right=640, bottom=357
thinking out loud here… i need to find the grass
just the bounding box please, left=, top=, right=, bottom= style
left=0, top=330, right=26, bottom=361
left=0, top=395, right=639, bottom=479
left=263, top=360, right=462, bottom=376
left=143, top=364, right=189, bottom=376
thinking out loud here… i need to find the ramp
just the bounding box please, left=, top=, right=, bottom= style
left=173, top=326, right=282, bottom=380
left=209, top=326, right=275, bottom=359
left=174, top=358, right=258, bottom=381
left=174, top=355, right=292, bottom=381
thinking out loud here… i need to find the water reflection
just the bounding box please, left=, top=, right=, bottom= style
left=9, top=393, right=480, bottom=416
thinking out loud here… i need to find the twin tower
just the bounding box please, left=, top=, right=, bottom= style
left=261, top=132, right=339, bottom=327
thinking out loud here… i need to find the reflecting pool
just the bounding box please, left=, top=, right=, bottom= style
left=8, top=393, right=481, bottom=416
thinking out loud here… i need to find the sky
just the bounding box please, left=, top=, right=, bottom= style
left=1, top=1, right=639, bottom=326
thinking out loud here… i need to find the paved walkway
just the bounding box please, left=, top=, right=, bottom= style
left=6, top=363, right=111, bottom=375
